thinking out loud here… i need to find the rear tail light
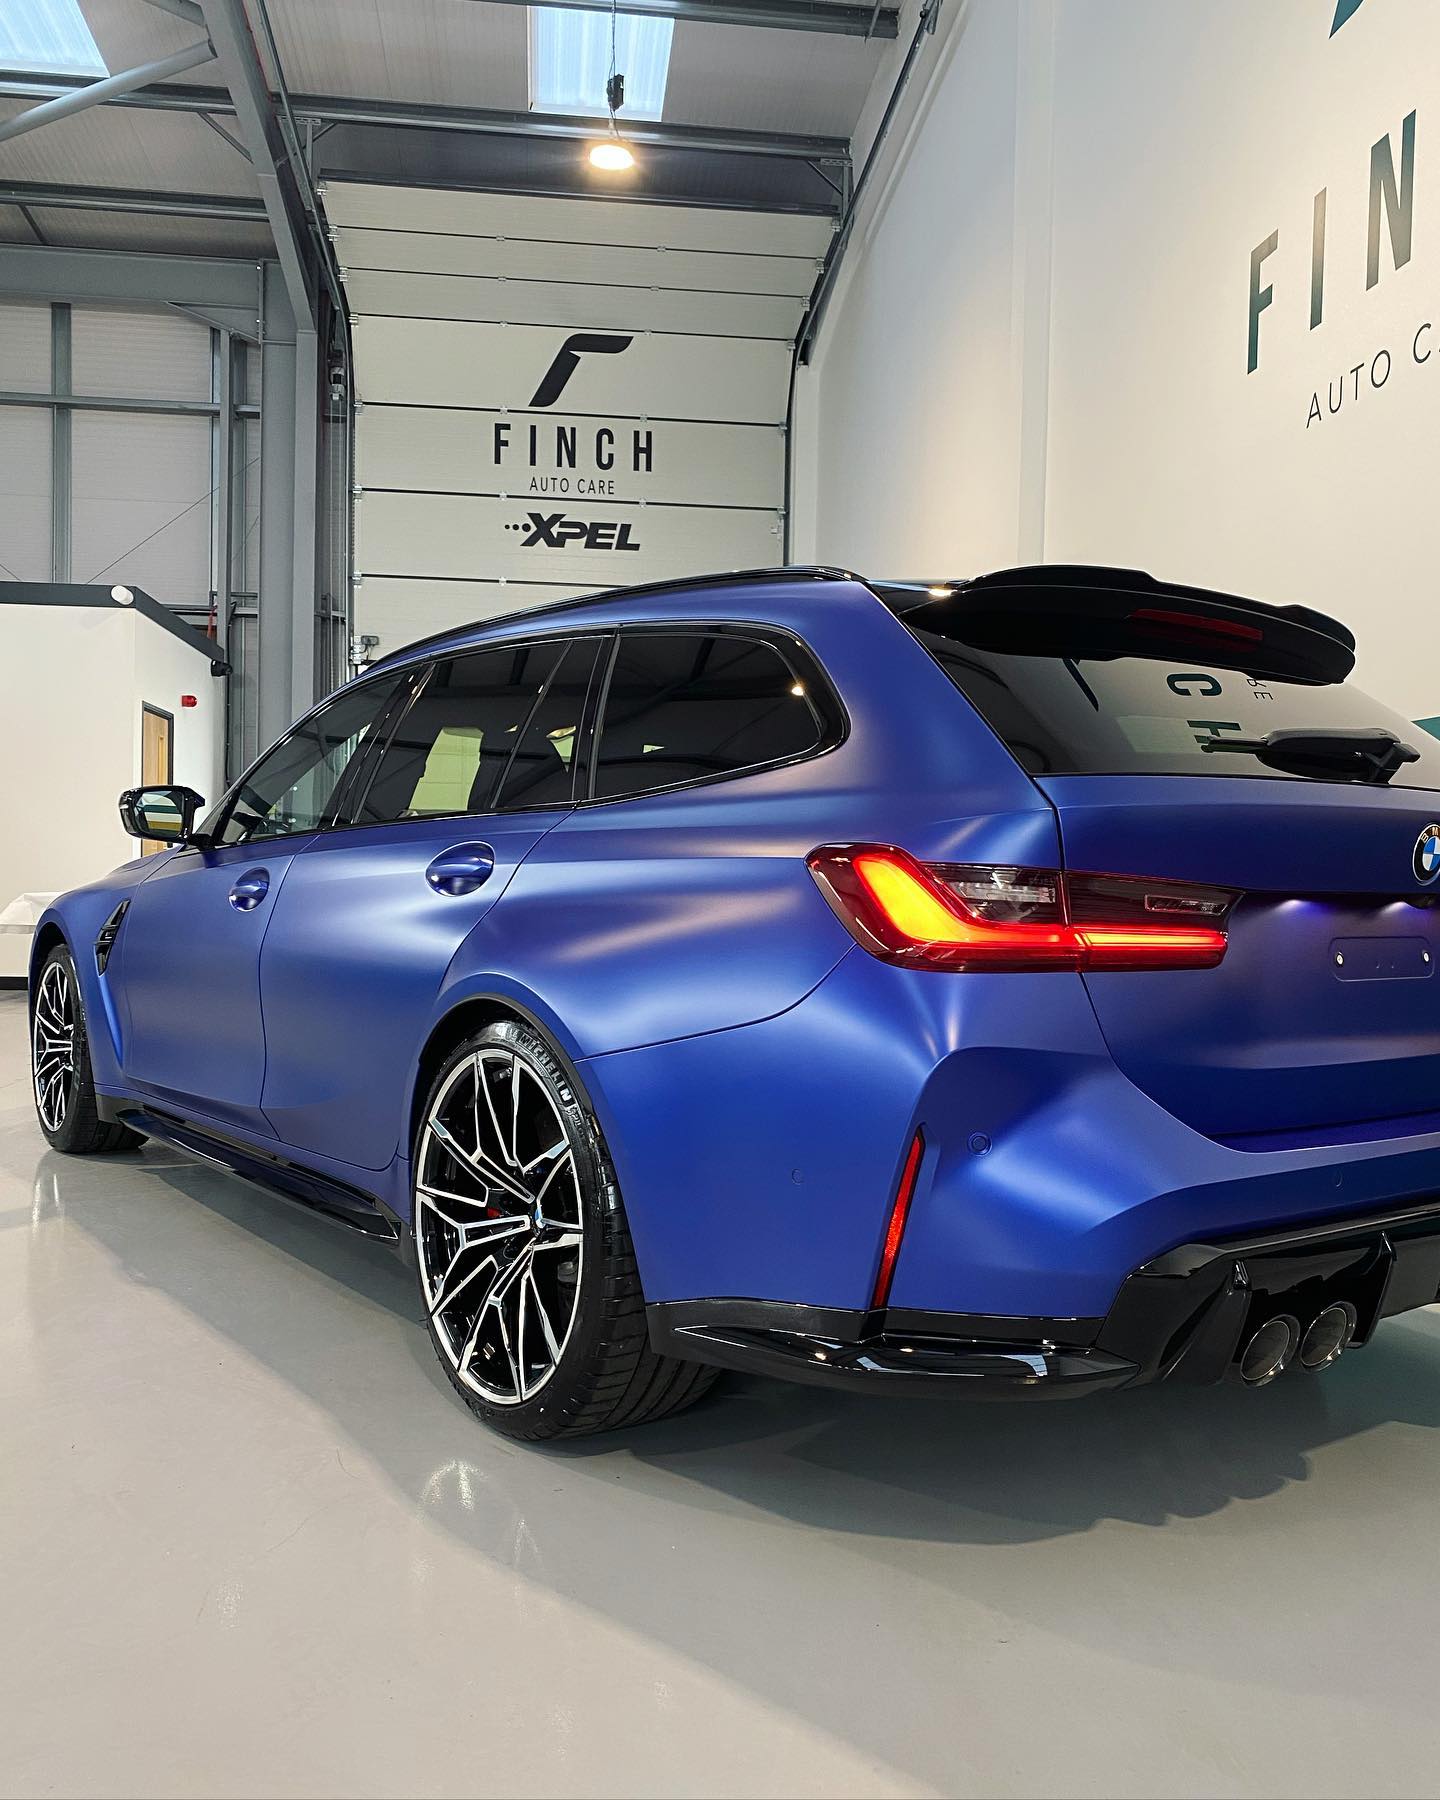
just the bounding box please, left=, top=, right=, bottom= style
left=808, top=845, right=1236, bottom=972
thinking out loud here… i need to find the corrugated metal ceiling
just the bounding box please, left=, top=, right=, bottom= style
left=0, top=0, right=880, bottom=257
left=80, top=0, right=879, bottom=137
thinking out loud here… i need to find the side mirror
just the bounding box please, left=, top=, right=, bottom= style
left=118, top=785, right=206, bottom=846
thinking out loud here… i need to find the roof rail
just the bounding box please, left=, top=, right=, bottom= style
left=367, top=565, right=856, bottom=670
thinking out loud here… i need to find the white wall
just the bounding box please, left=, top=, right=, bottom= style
left=0, top=604, right=222, bottom=978
left=795, top=0, right=1440, bottom=719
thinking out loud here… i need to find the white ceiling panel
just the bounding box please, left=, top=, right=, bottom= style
left=333, top=224, right=821, bottom=296
left=323, top=179, right=833, bottom=257
left=0, top=97, right=259, bottom=198
left=665, top=18, right=881, bottom=136
left=25, top=208, right=273, bottom=261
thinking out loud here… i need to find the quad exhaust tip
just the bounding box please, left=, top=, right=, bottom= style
left=1239, top=1314, right=1300, bottom=1386
left=1299, top=1301, right=1357, bottom=1371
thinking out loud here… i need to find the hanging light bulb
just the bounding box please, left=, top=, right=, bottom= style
left=589, top=139, right=635, bottom=171
left=588, top=5, right=635, bottom=173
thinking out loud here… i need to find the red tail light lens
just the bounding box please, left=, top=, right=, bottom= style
left=808, top=845, right=1234, bottom=972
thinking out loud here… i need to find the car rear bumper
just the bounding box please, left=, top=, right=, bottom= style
left=648, top=1194, right=1440, bottom=1397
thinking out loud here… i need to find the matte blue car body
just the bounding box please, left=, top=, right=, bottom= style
left=32, top=572, right=1440, bottom=1359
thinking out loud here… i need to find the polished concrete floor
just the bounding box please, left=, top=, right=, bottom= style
left=6, top=989, right=1440, bottom=1799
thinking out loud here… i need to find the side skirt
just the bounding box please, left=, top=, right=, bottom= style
left=97, top=1095, right=403, bottom=1244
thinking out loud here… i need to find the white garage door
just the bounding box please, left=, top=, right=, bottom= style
left=323, top=180, right=831, bottom=658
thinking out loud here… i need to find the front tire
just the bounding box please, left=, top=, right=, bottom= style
left=31, top=945, right=142, bottom=1155
left=413, top=1019, right=717, bottom=1440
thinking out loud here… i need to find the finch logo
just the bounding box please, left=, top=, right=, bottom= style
left=506, top=512, right=642, bottom=551
left=529, top=333, right=634, bottom=407
left=1331, top=0, right=1365, bottom=35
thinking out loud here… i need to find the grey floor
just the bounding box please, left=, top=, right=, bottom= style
left=6, top=991, right=1440, bottom=1799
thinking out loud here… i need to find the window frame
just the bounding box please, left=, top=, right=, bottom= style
left=194, top=669, right=414, bottom=851
left=337, top=631, right=608, bottom=829
left=579, top=621, right=847, bottom=807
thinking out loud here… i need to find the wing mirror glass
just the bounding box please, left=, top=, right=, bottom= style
left=118, top=785, right=206, bottom=845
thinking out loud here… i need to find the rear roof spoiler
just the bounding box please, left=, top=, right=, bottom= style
left=874, top=564, right=1357, bottom=684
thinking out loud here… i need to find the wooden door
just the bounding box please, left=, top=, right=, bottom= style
left=140, top=706, right=174, bottom=856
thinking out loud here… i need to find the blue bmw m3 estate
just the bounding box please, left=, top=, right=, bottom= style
left=29, top=564, right=1440, bottom=1437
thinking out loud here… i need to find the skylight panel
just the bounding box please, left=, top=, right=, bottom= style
left=0, top=0, right=107, bottom=78
left=528, top=5, right=674, bottom=121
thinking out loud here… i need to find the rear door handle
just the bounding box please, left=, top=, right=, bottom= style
left=228, top=868, right=271, bottom=911
left=425, top=842, right=496, bottom=896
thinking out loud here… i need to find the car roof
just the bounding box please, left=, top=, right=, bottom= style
left=366, top=566, right=858, bottom=673
left=363, top=561, right=1353, bottom=676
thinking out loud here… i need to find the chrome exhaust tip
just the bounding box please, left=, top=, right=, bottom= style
left=1299, top=1302, right=1357, bottom=1371
left=1239, top=1314, right=1299, bottom=1386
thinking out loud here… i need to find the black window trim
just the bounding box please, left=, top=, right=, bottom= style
left=579, top=620, right=848, bottom=808
left=335, top=630, right=610, bottom=831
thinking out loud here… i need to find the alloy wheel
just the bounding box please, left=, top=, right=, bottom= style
left=32, top=961, right=77, bottom=1135
left=415, top=1047, right=585, bottom=1405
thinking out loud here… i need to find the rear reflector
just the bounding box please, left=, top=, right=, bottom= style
left=808, top=845, right=1234, bottom=972
left=873, top=1129, right=924, bottom=1309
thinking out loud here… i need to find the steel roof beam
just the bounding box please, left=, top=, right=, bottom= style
left=0, top=179, right=265, bottom=219
left=0, top=72, right=848, bottom=163
left=0, top=41, right=215, bottom=145
left=457, top=0, right=898, bottom=35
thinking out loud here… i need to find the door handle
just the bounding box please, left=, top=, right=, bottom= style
left=228, top=868, right=271, bottom=911
left=425, top=842, right=496, bottom=896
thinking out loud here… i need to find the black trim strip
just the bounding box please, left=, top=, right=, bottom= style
left=98, top=1099, right=401, bottom=1243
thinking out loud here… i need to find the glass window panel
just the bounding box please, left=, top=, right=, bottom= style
left=355, top=640, right=566, bottom=825
left=594, top=632, right=820, bottom=799
left=216, top=676, right=402, bottom=845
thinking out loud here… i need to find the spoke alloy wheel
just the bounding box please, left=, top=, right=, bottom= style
left=33, top=961, right=77, bottom=1135
left=415, top=1048, right=585, bottom=1406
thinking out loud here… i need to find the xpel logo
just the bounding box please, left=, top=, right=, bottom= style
left=507, top=512, right=642, bottom=551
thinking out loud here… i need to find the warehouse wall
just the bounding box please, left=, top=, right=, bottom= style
left=795, top=0, right=1440, bottom=718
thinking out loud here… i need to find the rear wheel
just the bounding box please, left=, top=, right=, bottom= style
left=413, top=1019, right=717, bottom=1439
left=31, top=946, right=142, bottom=1155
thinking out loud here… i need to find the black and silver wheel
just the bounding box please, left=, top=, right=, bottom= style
left=31, top=945, right=141, bottom=1155
left=413, top=1019, right=717, bottom=1439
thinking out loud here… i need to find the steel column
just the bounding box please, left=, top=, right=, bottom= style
left=49, top=304, right=71, bottom=585
left=257, top=264, right=298, bottom=750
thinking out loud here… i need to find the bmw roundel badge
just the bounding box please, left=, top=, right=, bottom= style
left=1415, top=824, right=1440, bottom=884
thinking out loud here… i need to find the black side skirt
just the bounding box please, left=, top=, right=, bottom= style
left=98, top=1094, right=403, bottom=1244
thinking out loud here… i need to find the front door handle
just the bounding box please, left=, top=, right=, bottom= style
left=228, top=867, right=271, bottom=911
left=426, top=842, right=496, bottom=896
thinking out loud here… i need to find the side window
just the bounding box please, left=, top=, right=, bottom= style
left=593, top=631, right=822, bottom=800
left=215, top=676, right=401, bottom=846
left=497, top=638, right=601, bottom=810
left=353, top=638, right=569, bottom=825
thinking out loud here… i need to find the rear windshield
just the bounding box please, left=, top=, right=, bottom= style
left=913, top=629, right=1440, bottom=790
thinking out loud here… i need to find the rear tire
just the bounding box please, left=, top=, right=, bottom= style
left=31, top=945, right=143, bottom=1156
left=412, top=1019, right=717, bottom=1440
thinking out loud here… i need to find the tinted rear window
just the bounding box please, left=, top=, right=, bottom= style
left=594, top=631, right=824, bottom=799
left=915, top=630, right=1440, bottom=789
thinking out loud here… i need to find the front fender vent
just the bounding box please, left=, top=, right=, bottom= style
left=95, top=901, right=129, bottom=975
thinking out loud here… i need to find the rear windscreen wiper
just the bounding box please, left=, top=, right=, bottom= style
left=1200, top=727, right=1420, bottom=784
